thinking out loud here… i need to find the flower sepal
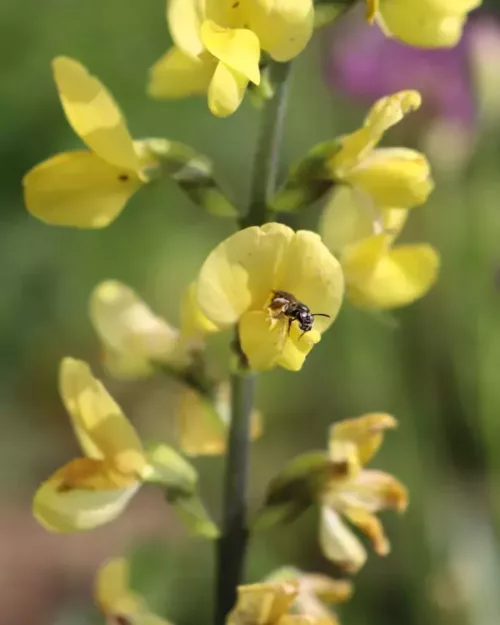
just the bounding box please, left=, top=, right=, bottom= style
left=138, top=138, right=238, bottom=217
left=142, top=443, right=219, bottom=538
left=142, top=443, right=198, bottom=495
left=248, top=64, right=275, bottom=109
left=270, top=140, right=342, bottom=212
left=167, top=491, right=220, bottom=539
left=254, top=451, right=337, bottom=530
left=314, top=0, right=357, bottom=29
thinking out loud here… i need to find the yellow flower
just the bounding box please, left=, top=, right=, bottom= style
left=96, top=558, right=172, bottom=625
left=196, top=223, right=344, bottom=372
left=331, top=90, right=433, bottom=211
left=178, top=381, right=262, bottom=456
left=148, top=0, right=313, bottom=117
left=227, top=582, right=300, bottom=625
left=23, top=57, right=157, bottom=228
left=320, top=195, right=440, bottom=309
left=33, top=358, right=149, bottom=531
left=91, top=281, right=262, bottom=457
left=90, top=280, right=216, bottom=379
left=33, top=358, right=197, bottom=532
left=369, top=0, right=482, bottom=48
left=319, top=413, right=408, bottom=572
left=268, top=568, right=353, bottom=625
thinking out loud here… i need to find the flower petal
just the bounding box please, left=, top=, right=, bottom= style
left=319, top=506, right=367, bottom=572
left=299, top=573, right=353, bottom=604
left=377, top=0, right=480, bottom=48
left=23, top=150, right=142, bottom=228
left=348, top=469, right=409, bottom=513
left=245, top=0, right=314, bottom=62
left=342, top=507, right=390, bottom=556
left=227, top=582, right=298, bottom=625
left=180, top=281, right=219, bottom=340
left=330, top=412, right=397, bottom=466
left=148, top=47, right=215, bottom=99
left=239, top=310, right=289, bottom=371
left=345, top=241, right=440, bottom=309
left=178, top=382, right=262, bottom=456
left=33, top=458, right=139, bottom=532
left=274, top=230, right=344, bottom=333
left=52, top=57, right=139, bottom=171
left=332, top=90, right=421, bottom=175
left=208, top=61, right=249, bottom=117
left=319, top=185, right=376, bottom=255
left=59, top=358, right=147, bottom=473
left=381, top=207, right=409, bottom=242
left=197, top=223, right=294, bottom=327
left=96, top=558, right=142, bottom=616
left=201, top=20, right=261, bottom=84
left=168, top=0, right=205, bottom=56
left=341, top=233, right=389, bottom=285
left=90, top=280, right=180, bottom=379
left=276, top=322, right=320, bottom=372
left=346, top=148, right=433, bottom=209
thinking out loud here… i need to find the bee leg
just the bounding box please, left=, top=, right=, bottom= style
left=287, top=317, right=293, bottom=335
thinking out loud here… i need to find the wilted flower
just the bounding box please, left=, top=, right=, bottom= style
left=227, top=582, right=301, bottom=625
left=148, top=0, right=314, bottom=117
left=320, top=193, right=440, bottom=309
left=23, top=57, right=157, bottom=228
left=258, top=413, right=407, bottom=573
left=268, top=567, right=353, bottom=625
left=33, top=358, right=199, bottom=532
left=320, top=413, right=408, bottom=572
left=195, top=223, right=344, bottom=371
left=368, top=0, right=481, bottom=48
left=96, top=558, right=172, bottom=625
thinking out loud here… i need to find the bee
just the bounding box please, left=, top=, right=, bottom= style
left=267, top=290, right=330, bottom=338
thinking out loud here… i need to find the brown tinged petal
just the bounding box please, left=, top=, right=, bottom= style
left=329, top=412, right=397, bottom=466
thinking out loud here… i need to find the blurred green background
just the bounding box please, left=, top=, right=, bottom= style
left=2, top=1, right=500, bottom=624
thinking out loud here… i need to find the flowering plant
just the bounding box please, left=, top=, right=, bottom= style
left=23, top=1, right=480, bottom=624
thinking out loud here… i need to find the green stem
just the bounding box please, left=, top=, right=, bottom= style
left=215, top=369, right=255, bottom=623
left=242, top=61, right=293, bottom=227
left=215, top=60, right=293, bottom=624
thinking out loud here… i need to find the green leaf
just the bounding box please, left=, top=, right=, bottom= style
left=253, top=451, right=334, bottom=531
left=169, top=493, right=220, bottom=539
left=142, top=443, right=197, bottom=496
left=270, top=141, right=341, bottom=212
left=140, top=138, right=239, bottom=218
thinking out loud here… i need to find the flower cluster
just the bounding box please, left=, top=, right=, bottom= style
left=22, top=1, right=480, bottom=625
left=149, top=0, right=315, bottom=116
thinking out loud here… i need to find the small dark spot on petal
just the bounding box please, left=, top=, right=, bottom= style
left=118, top=174, right=129, bottom=182
left=232, top=1, right=240, bottom=6
left=56, top=481, right=72, bottom=493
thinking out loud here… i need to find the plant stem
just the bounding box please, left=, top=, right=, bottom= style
left=242, top=61, right=293, bottom=227
left=215, top=60, right=293, bottom=625
left=215, top=369, right=255, bottom=623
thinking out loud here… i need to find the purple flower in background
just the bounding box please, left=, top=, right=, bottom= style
left=326, top=9, right=500, bottom=171
left=327, top=7, right=476, bottom=130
